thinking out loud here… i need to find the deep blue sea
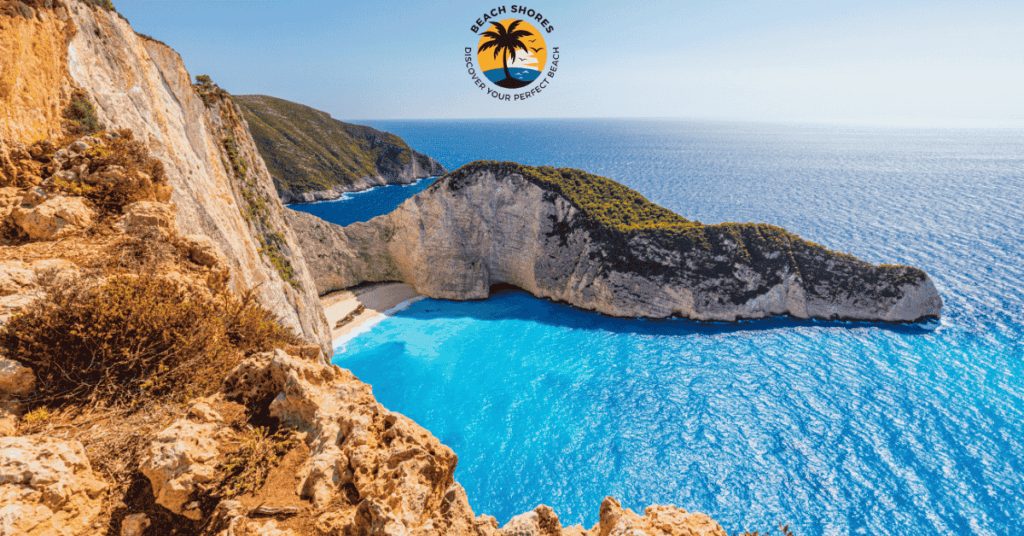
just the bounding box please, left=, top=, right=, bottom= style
left=296, top=120, right=1024, bottom=535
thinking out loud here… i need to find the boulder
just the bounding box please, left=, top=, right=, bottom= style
left=497, top=505, right=562, bottom=536
left=0, top=358, right=35, bottom=397
left=587, top=496, right=727, bottom=536
left=245, top=520, right=297, bottom=536
left=11, top=195, right=95, bottom=240
left=138, top=400, right=231, bottom=520
left=0, top=437, right=108, bottom=535
left=124, top=200, right=177, bottom=236
left=121, top=513, right=151, bottom=536
left=178, top=234, right=228, bottom=269
left=0, top=397, right=21, bottom=437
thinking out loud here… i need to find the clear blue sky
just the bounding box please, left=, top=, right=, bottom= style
left=116, top=0, right=1024, bottom=127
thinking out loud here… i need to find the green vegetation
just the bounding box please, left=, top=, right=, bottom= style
left=0, top=274, right=298, bottom=406
left=233, top=94, right=440, bottom=196
left=193, top=74, right=229, bottom=107
left=220, top=135, right=301, bottom=290
left=62, top=89, right=103, bottom=136
left=447, top=161, right=926, bottom=306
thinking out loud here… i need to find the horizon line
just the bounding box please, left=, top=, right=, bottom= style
left=339, top=116, right=1024, bottom=130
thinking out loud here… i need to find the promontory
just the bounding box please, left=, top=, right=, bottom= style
left=288, top=160, right=942, bottom=322
left=235, top=95, right=446, bottom=203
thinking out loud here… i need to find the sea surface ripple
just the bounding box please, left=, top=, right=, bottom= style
left=317, top=120, right=1024, bottom=535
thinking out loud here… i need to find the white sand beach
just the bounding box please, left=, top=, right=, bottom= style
left=322, top=282, right=422, bottom=344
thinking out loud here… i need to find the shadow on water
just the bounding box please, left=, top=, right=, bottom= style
left=392, top=284, right=938, bottom=337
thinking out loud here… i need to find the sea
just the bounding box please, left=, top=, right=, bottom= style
left=290, top=120, right=1024, bottom=535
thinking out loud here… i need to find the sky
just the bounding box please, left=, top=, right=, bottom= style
left=116, top=0, right=1024, bottom=127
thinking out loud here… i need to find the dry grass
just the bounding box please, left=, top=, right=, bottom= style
left=0, top=271, right=298, bottom=407
left=215, top=426, right=298, bottom=499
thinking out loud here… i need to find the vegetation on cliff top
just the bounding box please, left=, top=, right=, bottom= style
left=445, top=161, right=928, bottom=303
left=81, top=0, right=115, bottom=10
left=234, top=94, right=442, bottom=196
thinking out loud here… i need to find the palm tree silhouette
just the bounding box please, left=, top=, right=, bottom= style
left=478, top=20, right=534, bottom=89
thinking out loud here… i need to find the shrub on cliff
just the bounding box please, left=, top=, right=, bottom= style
left=81, top=0, right=115, bottom=11
left=61, top=89, right=103, bottom=136
left=77, top=130, right=169, bottom=213
left=0, top=274, right=298, bottom=405
left=46, top=130, right=170, bottom=216
left=193, top=74, right=228, bottom=107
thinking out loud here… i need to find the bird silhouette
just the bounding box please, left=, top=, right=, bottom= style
left=531, top=47, right=544, bottom=53
left=528, top=39, right=537, bottom=43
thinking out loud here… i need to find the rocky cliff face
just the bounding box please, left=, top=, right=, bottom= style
left=288, top=161, right=942, bottom=322
left=133, top=346, right=728, bottom=536
left=234, top=94, right=447, bottom=204
left=49, top=1, right=332, bottom=354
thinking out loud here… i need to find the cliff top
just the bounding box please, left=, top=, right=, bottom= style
left=440, top=161, right=928, bottom=296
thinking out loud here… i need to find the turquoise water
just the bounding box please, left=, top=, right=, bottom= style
left=328, top=120, right=1024, bottom=535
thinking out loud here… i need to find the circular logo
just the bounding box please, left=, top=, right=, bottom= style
left=477, top=19, right=547, bottom=89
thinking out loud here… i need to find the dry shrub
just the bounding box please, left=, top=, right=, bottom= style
left=62, top=89, right=104, bottom=136
left=70, top=129, right=169, bottom=214
left=0, top=273, right=298, bottom=406
left=215, top=426, right=297, bottom=498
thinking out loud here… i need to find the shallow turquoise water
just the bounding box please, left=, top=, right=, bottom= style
left=328, top=120, right=1024, bottom=535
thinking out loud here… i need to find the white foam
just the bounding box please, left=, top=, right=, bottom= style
left=332, top=295, right=427, bottom=354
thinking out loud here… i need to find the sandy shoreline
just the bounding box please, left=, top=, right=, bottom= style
left=321, top=282, right=422, bottom=348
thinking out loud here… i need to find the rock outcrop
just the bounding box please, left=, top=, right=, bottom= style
left=140, top=346, right=726, bottom=536
left=0, top=436, right=109, bottom=535
left=234, top=95, right=447, bottom=204
left=288, top=161, right=942, bottom=322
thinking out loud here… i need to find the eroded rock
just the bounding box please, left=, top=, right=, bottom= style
left=0, top=358, right=34, bottom=397
left=124, top=200, right=177, bottom=236
left=0, top=437, right=108, bottom=535
left=178, top=233, right=228, bottom=269
left=121, top=512, right=151, bottom=536
left=11, top=195, right=95, bottom=240
left=138, top=400, right=230, bottom=520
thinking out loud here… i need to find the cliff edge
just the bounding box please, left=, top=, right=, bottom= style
left=57, top=2, right=333, bottom=354
left=235, top=94, right=447, bottom=204
left=288, top=161, right=942, bottom=322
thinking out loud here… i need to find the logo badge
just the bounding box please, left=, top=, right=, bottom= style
left=464, top=7, right=560, bottom=102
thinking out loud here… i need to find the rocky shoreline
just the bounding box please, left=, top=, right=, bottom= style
left=287, top=161, right=943, bottom=323
left=279, top=174, right=438, bottom=205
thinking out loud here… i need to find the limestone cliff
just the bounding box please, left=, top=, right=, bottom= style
left=234, top=94, right=447, bottom=204
left=24, top=1, right=334, bottom=354
left=288, top=161, right=942, bottom=322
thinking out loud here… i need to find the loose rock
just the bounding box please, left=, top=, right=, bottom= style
left=11, top=195, right=95, bottom=240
